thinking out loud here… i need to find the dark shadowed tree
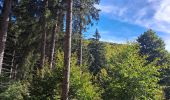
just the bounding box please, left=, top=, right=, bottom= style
left=88, top=29, right=106, bottom=75
left=137, top=29, right=170, bottom=99
left=137, top=29, right=166, bottom=64
left=0, top=0, right=12, bottom=75
left=40, top=0, right=48, bottom=68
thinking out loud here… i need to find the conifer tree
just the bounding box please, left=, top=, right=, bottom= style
left=77, top=16, right=83, bottom=66
left=40, top=0, right=48, bottom=68
left=88, top=29, right=106, bottom=75
left=137, top=29, right=170, bottom=99
left=0, top=0, right=12, bottom=75
left=61, top=0, right=73, bottom=99
left=73, top=0, right=100, bottom=66
left=137, top=29, right=166, bottom=64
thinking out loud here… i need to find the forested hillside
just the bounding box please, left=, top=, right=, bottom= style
left=0, top=0, right=170, bottom=100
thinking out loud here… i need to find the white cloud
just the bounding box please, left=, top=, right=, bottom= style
left=154, top=0, right=170, bottom=23
left=100, top=37, right=126, bottom=44
left=99, top=30, right=137, bottom=44
left=147, top=0, right=159, bottom=3
left=134, top=8, right=147, bottom=20
left=95, top=4, right=127, bottom=17
left=165, top=41, right=170, bottom=52
left=95, top=5, right=115, bottom=14
left=97, top=0, right=170, bottom=51
left=160, top=34, right=170, bottom=52
left=98, top=0, right=170, bottom=35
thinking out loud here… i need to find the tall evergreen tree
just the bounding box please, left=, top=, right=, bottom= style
left=48, top=0, right=65, bottom=69
left=93, top=29, right=100, bottom=41
left=40, top=0, right=48, bottom=68
left=61, top=0, right=73, bottom=99
left=77, top=15, right=83, bottom=66
left=72, top=0, right=100, bottom=66
left=49, top=21, right=58, bottom=69
left=48, top=1, right=59, bottom=70
left=88, top=29, right=106, bottom=75
left=0, top=0, right=12, bottom=75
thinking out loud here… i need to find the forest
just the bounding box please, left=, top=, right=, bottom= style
left=0, top=0, right=170, bottom=100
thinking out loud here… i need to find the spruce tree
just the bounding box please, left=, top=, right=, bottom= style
left=88, top=29, right=106, bottom=75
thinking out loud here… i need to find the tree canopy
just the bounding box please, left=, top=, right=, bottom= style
left=0, top=0, right=170, bottom=100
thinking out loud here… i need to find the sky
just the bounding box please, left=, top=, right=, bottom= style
left=85, top=0, right=170, bottom=52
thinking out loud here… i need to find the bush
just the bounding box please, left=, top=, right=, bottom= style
left=0, top=81, right=28, bottom=100
left=69, top=64, right=102, bottom=100
left=29, top=51, right=102, bottom=99
left=101, top=45, right=162, bottom=99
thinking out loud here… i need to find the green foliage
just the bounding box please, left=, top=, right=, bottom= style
left=164, top=87, right=170, bottom=99
left=88, top=30, right=106, bottom=75
left=64, top=52, right=102, bottom=99
left=28, top=50, right=101, bottom=99
left=29, top=65, right=60, bottom=99
left=2, top=0, right=170, bottom=99
left=137, top=29, right=170, bottom=99
left=137, top=29, right=166, bottom=65
left=69, top=56, right=102, bottom=100
left=101, top=45, right=162, bottom=100
left=0, top=81, right=28, bottom=100
left=28, top=51, right=64, bottom=99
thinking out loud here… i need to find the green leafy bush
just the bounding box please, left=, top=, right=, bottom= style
left=101, top=44, right=163, bottom=100
left=69, top=61, right=102, bottom=100
left=29, top=51, right=101, bottom=99
left=0, top=81, right=28, bottom=100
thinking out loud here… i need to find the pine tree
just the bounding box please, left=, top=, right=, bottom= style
left=61, top=0, right=73, bottom=99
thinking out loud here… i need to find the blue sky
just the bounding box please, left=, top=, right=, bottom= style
left=85, top=0, right=170, bottom=52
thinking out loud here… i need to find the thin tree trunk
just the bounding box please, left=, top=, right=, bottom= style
left=59, top=12, right=64, bottom=32
left=49, top=20, right=58, bottom=70
left=10, top=50, right=15, bottom=79
left=77, top=20, right=83, bottom=67
left=0, top=0, right=12, bottom=75
left=13, top=65, right=18, bottom=79
left=61, top=0, right=73, bottom=99
left=10, top=37, right=16, bottom=79
left=40, top=23, right=47, bottom=68
left=40, top=0, right=48, bottom=68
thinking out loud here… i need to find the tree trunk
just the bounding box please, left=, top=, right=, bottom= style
left=40, top=0, right=48, bottom=68
left=77, top=20, right=83, bottom=67
left=49, top=20, right=58, bottom=70
left=10, top=50, right=15, bottom=79
left=61, top=0, right=73, bottom=99
left=0, top=0, right=12, bottom=75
